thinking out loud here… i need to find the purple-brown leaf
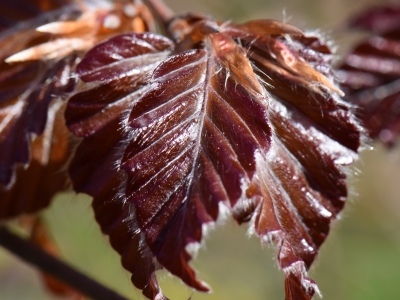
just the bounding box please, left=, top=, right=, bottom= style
left=121, top=40, right=271, bottom=290
left=66, top=32, right=173, bottom=299
left=338, top=5, right=400, bottom=145
left=66, top=14, right=362, bottom=300
left=223, top=22, right=360, bottom=298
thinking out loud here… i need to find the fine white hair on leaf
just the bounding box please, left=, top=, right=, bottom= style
left=245, top=201, right=258, bottom=238
left=185, top=242, right=202, bottom=258
left=281, top=7, right=293, bottom=24
left=283, top=261, right=322, bottom=298
left=185, top=201, right=232, bottom=258
left=218, top=20, right=232, bottom=30
left=253, top=65, right=274, bottom=90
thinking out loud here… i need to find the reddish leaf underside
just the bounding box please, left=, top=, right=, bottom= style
left=225, top=23, right=360, bottom=298
left=66, top=15, right=361, bottom=300
left=338, top=5, right=400, bottom=146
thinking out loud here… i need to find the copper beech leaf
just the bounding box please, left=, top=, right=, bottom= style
left=223, top=22, right=360, bottom=299
left=0, top=0, right=153, bottom=186
left=121, top=38, right=272, bottom=291
left=66, top=15, right=362, bottom=300
left=66, top=32, right=174, bottom=299
left=338, top=5, right=400, bottom=146
left=0, top=0, right=78, bottom=219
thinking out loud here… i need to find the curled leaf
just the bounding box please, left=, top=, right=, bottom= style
left=0, top=1, right=77, bottom=187
left=5, top=0, right=155, bottom=63
left=235, top=19, right=304, bottom=36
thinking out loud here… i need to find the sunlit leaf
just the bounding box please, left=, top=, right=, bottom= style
left=223, top=22, right=360, bottom=299
left=66, top=32, right=174, bottom=299
left=67, top=14, right=361, bottom=300
left=121, top=38, right=271, bottom=292
left=0, top=1, right=77, bottom=187
left=0, top=55, right=76, bottom=187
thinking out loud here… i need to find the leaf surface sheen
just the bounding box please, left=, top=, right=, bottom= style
left=67, top=16, right=362, bottom=300
left=224, top=23, right=361, bottom=299
left=66, top=32, right=174, bottom=300
left=121, top=41, right=272, bottom=290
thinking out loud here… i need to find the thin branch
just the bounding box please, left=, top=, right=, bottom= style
left=0, top=226, right=129, bottom=300
left=143, top=0, right=174, bottom=34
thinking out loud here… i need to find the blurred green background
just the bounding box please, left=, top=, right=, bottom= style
left=1, top=0, right=400, bottom=299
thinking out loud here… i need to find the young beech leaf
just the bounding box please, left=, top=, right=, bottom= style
left=66, top=32, right=174, bottom=299
left=0, top=0, right=77, bottom=187
left=338, top=5, right=400, bottom=146
left=66, top=14, right=361, bottom=300
left=224, top=22, right=360, bottom=299
left=0, top=0, right=154, bottom=187
left=121, top=41, right=271, bottom=291
left=0, top=0, right=155, bottom=219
